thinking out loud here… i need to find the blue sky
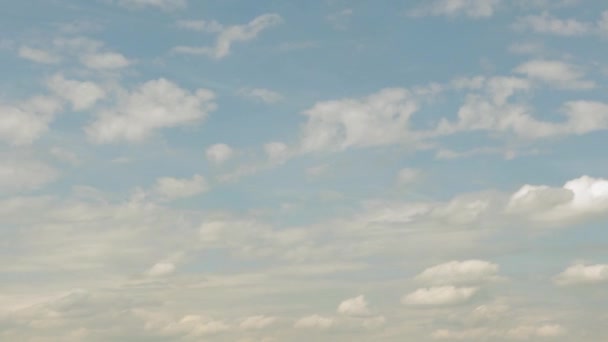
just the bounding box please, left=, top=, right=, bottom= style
left=1, top=0, right=608, bottom=341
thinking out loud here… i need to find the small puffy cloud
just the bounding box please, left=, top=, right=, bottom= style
left=206, top=143, right=234, bottom=164
left=362, top=315, right=386, bottom=329
left=402, top=286, right=478, bottom=306
left=432, top=328, right=490, bottom=340
left=157, top=315, right=230, bottom=337
left=415, top=260, right=500, bottom=285
left=327, top=8, right=354, bottom=30
left=173, top=14, right=283, bottom=59
left=0, top=96, right=63, bottom=145
left=46, top=74, right=106, bottom=111
left=0, top=159, right=59, bottom=192
left=153, top=174, right=208, bottom=200
left=554, top=264, right=608, bottom=286
left=513, top=12, right=591, bottom=36
left=264, top=141, right=290, bottom=163
left=80, top=51, right=131, bottom=70
left=146, top=262, right=175, bottom=277
left=337, top=295, right=370, bottom=317
left=199, top=220, right=226, bottom=243
left=239, top=88, right=283, bottom=104
left=508, top=324, right=566, bottom=339
left=114, top=0, right=187, bottom=10
left=409, top=0, right=501, bottom=19
left=50, top=37, right=132, bottom=71
left=514, top=59, right=594, bottom=89
left=397, top=168, right=420, bottom=186
left=507, top=176, right=608, bottom=223
left=239, top=315, right=277, bottom=330
left=294, top=315, right=333, bottom=329
left=18, top=46, right=61, bottom=64
left=86, top=78, right=216, bottom=143
left=300, top=88, right=418, bottom=152
left=177, top=19, right=223, bottom=32
left=437, top=76, right=608, bottom=139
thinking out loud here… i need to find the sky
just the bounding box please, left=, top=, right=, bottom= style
left=1, top=0, right=608, bottom=341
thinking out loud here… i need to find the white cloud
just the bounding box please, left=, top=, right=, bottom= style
left=46, top=74, right=106, bottom=111
left=415, top=260, right=500, bottom=285
left=437, top=76, right=608, bottom=139
left=507, top=176, right=608, bottom=223
left=396, top=168, right=420, bottom=186
left=49, top=37, right=132, bottom=71
left=153, top=174, right=208, bottom=200
left=432, top=328, right=490, bottom=340
left=432, top=324, right=565, bottom=340
left=337, top=295, right=370, bottom=317
left=294, top=315, right=333, bottom=329
left=239, top=315, right=277, bottom=330
left=18, top=46, right=61, bottom=64
left=148, top=314, right=230, bottom=337
left=514, top=59, right=594, bottom=89
left=554, top=264, right=608, bottom=286
left=206, top=143, right=234, bottom=164
left=146, top=262, right=175, bottom=277
left=0, top=96, right=63, bottom=145
left=402, top=286, right=478, bottom=306
left=177, top=19, right=223, bottom=32
left=508, top=324, right=566, bottom=339
left=264, top=141, right=290, bottom=163
left=173, top=14, right=283, bottom=59
left=362, top=315, right=386, bottom=329
left=327, top=8, right=354, bottom=30
left=80, top=52, right=131, bottom=70
left=409, top=0, right=501, bottom=18
left=86, top=78, right=216, bottom=143
left=114, top=0, right=187, bottom=10
left=239, top=88, right=283, bottom=104
left=513, top=12, right=591, bottom=36
left=0, top=159, right=59, bottom=192
left=300, top=88, right=418, bottom=152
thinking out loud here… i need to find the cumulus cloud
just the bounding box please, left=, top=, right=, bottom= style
left=294, top=315, right=334, bottom=329
left=513, top=12, right=591, bottom=36
left=514, top=59, right=594, bottom=89
left=554, top=264, right=608, bottom=286
left=18, top=46, right=61, bottom=64
left=238, top=88, right=283, bottom=104
left=146, top=262, right=175, bottom=277
left=337, top=295, right=370, bottom=317
left=437, top=76, right=608, bottom=139
left=0, top=96, right=63, bottom=145
left=176, top=19, right=223, bottom=32
left=0, top=159, right=59, bottom=192
left=415, top=260, right=500, bottom=285
left=402, top=286, right=478, bottom=306
left=239, top=315, right=277, bottom=330
left=86, top=78, right=216, bottom=143
left=114, top=0, right=187, bottom=10
left=80, top=51, right=131, bottom=70
left=46, top=74, right=106, bottom=111
left=206, top=143, right=234, bottom=164
left=409, top=0, right=501, bottom=18
left=396, top=168, right=420, bottom=186
left=51, top=37, right=132, bottom=71
left=264, top=141, right=290, bottom=163
left=507, top=176, right=608, bottom=223
left=152, top=174, right=208, bottom=200
left=507, top=324, right=566, bottom=339
left=173, top=14, right=283, bottom=59
left=300, top=88, right=418, bottom=152
left=145, top=314, right=230, bottom=337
